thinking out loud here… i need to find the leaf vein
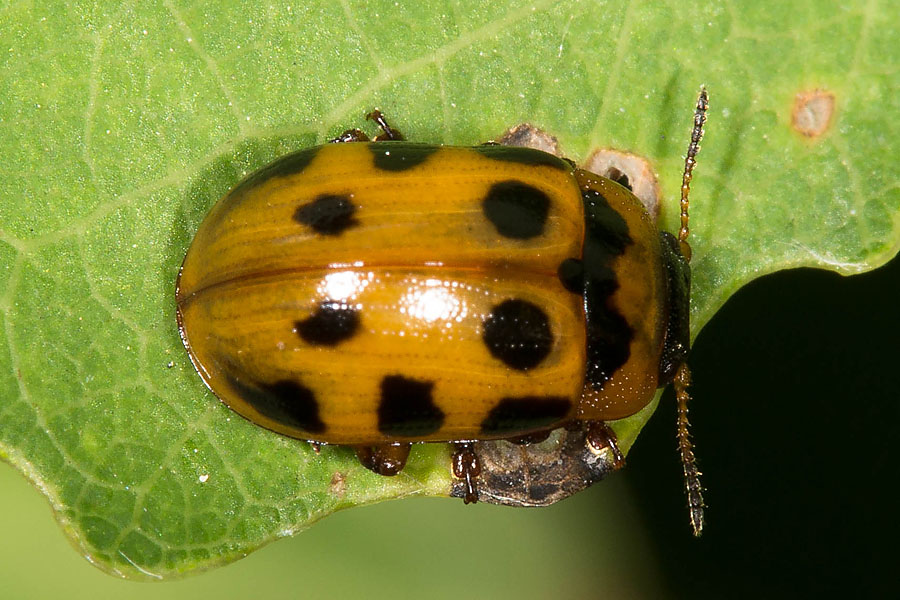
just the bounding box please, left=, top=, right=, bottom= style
left=163, top=0, right=250, bottom=134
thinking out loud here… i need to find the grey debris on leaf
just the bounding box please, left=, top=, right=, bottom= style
left=450, top=427, right=617, bottom=507
left=497, top=123, right=562, bottom=156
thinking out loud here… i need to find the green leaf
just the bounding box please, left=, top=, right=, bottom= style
left=1, top=0, right=897, bottom=579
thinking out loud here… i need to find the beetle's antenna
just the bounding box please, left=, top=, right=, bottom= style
left=674, top=363, right=704, bottom=536
left=678, top=87, right=709, bottom=261
left=672, top=88, right=708, bottom=536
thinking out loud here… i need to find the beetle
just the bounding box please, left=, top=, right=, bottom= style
left=176, top=90, right=709, bottom=535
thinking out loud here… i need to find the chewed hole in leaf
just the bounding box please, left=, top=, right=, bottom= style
left=582, top=150, right=662, bottom=221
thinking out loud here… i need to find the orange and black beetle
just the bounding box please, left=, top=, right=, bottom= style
left=176, top=91, right=709, bottom=535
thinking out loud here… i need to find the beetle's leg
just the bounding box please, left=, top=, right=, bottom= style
left=585, top=421, right=625, bottom=468
left=355, top=442, right=411, bottom=476
left=452, top=442, right=482, bottom=504
left=330, top=128, right=370, bottom=144
left=366, top=109, right=405, bottom=141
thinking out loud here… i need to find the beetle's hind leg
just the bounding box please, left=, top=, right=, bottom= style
left=585, top=421, right=626, bottom=468
left=366, top=109, right=404, bottom=141
left=355, top=442, right=412, bottom=476
left=452, top=442, right=482, bottom=504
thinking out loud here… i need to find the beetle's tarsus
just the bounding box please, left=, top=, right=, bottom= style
left=355, top=442, right=412, bottom=476
left=586, top=421, right=626, bottom=468
left=366, top=109, right=404, bottom=141
left=452, top=442, right=482, bottom=504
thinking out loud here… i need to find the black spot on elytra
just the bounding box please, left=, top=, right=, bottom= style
left=480, top=396, right=571, bottom=435
left=296, top=302, right=360, bottom=346
left=483, top=181, right=551, bottom=240
left=378, top=375, right=445, bottom=437
left=227, top=375, right=326, bottom=434
left=557, top=258, right=584, bottom=294
left=581, top=187, right=635, bottom=388
left=369, top=142, right=438, bottom=171
left=474, top=145, right=571, bottom=171
left=583, top=188, right=633, bottom=252
left=294, top=194, right=357, bottom=235
left=482, top=299, right=553, bottom=370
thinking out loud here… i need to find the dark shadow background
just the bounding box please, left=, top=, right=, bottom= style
left=627, top=251, right=900, bottom=597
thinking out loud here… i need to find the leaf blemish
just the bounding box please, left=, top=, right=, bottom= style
left=329, top=471, right=346, bottom=498
left=791, top=89, right=836, bottom=139
left=582, top=150, right=662, bottom=221
left=495, top=123, right=661, bottom=220
left=497, top=123, right=561, bottom=156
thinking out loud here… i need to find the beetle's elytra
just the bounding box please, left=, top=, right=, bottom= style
left=176, top=91, right=709, bottom=535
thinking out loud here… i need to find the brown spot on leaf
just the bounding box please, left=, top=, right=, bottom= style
left=329, top=471, right=346, bottom=498
left=583, top=150, right=662, bottom=221
left=497, top=123, right=562, bottom=156
left=792, top=89, right=835, bottom=138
